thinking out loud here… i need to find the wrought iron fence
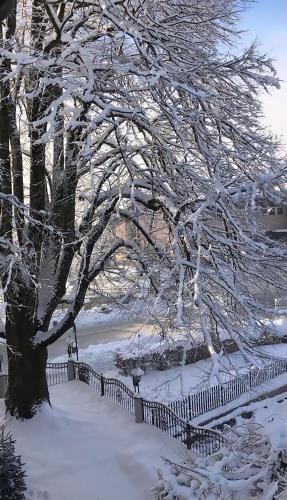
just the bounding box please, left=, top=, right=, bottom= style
left=142, top=399, right=224, bottom=455
left=44, top=360, right=224, bottom=454
left=169, top=358, right=287, bottom=420
left=104, top=377, right=135, bottom=414
left=2, top=355, right=286, bottom=455
left=77, top=362, right=102, bottom=392
left=74, top=362, right=135, bottom=414
left=46, top=362, right=68, bottom=386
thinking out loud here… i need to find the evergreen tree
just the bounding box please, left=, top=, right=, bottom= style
left=0, top=427, right=26, bottom=500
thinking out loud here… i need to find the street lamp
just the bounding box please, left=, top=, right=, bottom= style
left=52, top=319, right=79, bottom=361
left=131, top=365, right=144, bottom=393
left=66, top=323, right=79, bottom=361
left=72, top=323, right=79, bottom=362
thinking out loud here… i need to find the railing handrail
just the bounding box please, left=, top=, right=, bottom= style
left=103, top=376, right=135, bottom=398
left=77, top=361, right=102, bottom=380
left=74, top=360, right=225, bottom=449
left=142, top=397, right=224, bottom=442
left=47, top=362, right=68, bottom=368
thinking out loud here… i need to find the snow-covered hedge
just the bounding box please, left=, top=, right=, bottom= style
left=114, top=338, right=241, bottom=375
left=114, top=341, right=210, bottom=374
left=114, top=333, right=286, bottom=375
left=154, top=423, right=287, bottom=499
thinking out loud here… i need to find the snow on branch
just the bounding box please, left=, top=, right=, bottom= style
left=0, top=0, right=286, bottom=365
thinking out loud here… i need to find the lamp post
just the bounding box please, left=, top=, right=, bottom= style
left=66, top=323, right=79, bottom=361
left=0, top=350, right=5, bottom=398
left=52, top=319, right=78, bottom=361
left=73, top=323, right=79, bottom=362
left=131, top=365, right=144, bottom=393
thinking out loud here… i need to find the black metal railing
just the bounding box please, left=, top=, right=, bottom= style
left=2, top=355, right=286, bottom=455
left=77, top=361, right=102, bottom=392
left=46, top=362, right=68, bottom=386
left=169, top=358, right=287, bottom=420
left=142, top=399, right=224, bottom=455
left=104, top=377, right=135, bottom=414
left=44, top=360, right=224, bottom=454
left=75, top=362, right=135, bottom=414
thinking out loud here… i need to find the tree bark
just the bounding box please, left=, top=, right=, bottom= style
left=0, top=26, right=12, bottom=241
left=5, top=298, right=50, bottom=419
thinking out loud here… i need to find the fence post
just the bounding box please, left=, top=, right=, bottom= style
left=100, top=373, right=105, bottom=396
left=134, top=394, right=144, bottom=423
left=186, top=422, right=192, bottom=450
left=67, top=360, right=75, bottom=381
left=249, top=369, right=253, bottom=390
left=188, top=395, right=192, bottom=420
left=0, top=374, right=7, bottom=398
left=220, top=385, right=223, bottom=406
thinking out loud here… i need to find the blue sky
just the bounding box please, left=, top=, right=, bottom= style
left=239, top=0, right=286, bottom=143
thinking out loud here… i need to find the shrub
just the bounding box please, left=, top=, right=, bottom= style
left=78, top=365, right=90, bottom=384
left=113, top=333, right=284, bottom=375
left=0, top=427, right=27, bottom=500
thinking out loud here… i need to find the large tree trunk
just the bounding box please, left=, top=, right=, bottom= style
left=5, top=304, right=50, bottom=420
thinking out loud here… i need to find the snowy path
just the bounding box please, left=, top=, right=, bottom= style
left=0, top=382, right=188, bottom=500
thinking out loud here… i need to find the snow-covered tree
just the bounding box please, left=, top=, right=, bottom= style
left=0, top=0, right=286, bottom=418
left=0, top=427, right=27, bottom=500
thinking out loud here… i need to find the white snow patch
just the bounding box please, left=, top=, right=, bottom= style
left=252, top=394, right=287, bottom=450
left=270, top=316, right=287, bottom=336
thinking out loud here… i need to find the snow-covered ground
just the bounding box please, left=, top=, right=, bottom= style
left=154, top=393, right=287, bottom=499
left=53, top=338, right=287, bottom=404
left=270, top=315, right=287, bottom=336
left=0, top=381, right=188, bottom=500
left=251, top=393, right=287, bottom=450
left=192, top=372, right=287, bottom=425
left=207, top=390, right=287, bottom=450
left=214, top=390, right=287, bottom=450
left=32, top=304, right=287, bottom=338
left=0, top=298, right=170, bottom=331
left=1, top=380, right=286, bottom=500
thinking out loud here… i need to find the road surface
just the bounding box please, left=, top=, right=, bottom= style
left=48, top=319, right=154, bottom=360
left=0, top=318, right=153, bottom=372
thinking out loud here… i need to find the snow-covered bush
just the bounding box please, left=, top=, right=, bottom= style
left=114, top=334, right=284, bottom=375
left=0, top=427, right=27, bottom=500
left=154, top=423, right=287, bottom=499
left=78, top=365, right=90, bottom=385
left=114, top=342, right=207, bottom=374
